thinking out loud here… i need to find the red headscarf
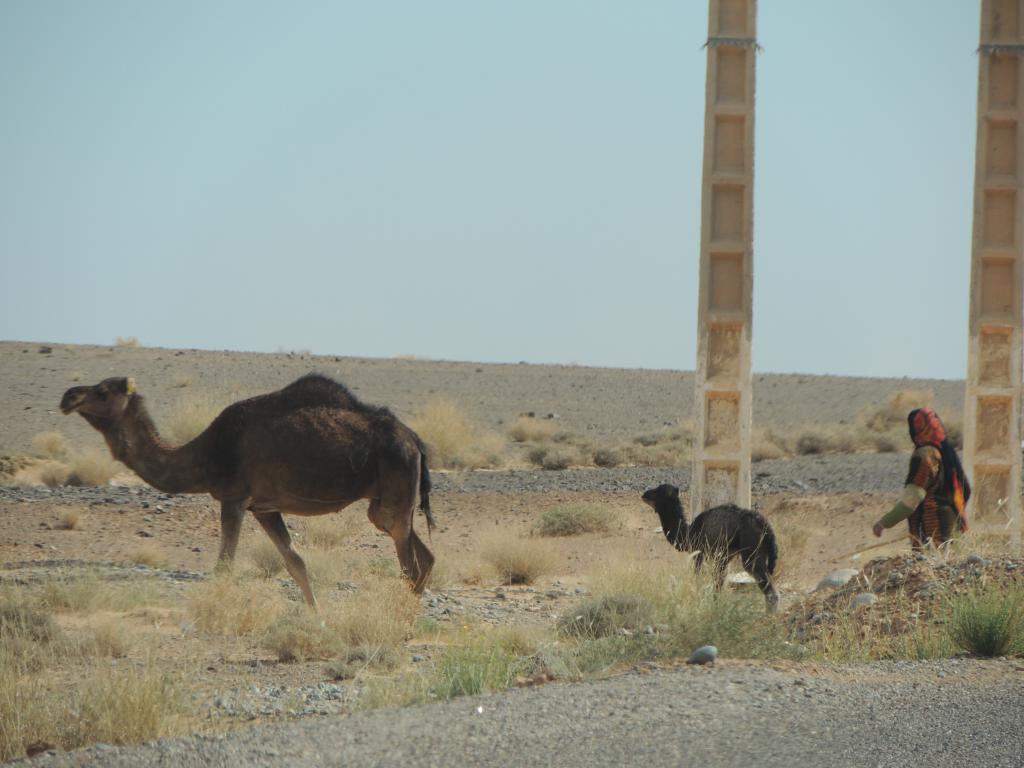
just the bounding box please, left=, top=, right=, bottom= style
left=909, top=408, right=946, bottom=448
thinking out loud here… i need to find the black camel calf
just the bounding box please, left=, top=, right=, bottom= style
left=641, top=483, right=779, bottom=612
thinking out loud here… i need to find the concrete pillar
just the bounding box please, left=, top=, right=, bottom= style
left=965, top=0, right=1023, bottom=548
left=692, top=0, right=757, bottom=513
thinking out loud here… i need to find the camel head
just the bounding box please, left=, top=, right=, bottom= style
left=642, top=483, right=688, bottom=550
left=641, top=483, right=681, bottom=514
left=60, top=377, right=137, bottom=421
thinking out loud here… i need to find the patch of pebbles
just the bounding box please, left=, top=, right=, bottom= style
left=0, top=559, right=205, bottom=586
left=0, top=483, right=182, bottom=507
left=210, top=682, right=353, bottom=720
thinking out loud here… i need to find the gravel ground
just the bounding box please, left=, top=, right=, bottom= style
left=14, top=659, right=1024, bottom=768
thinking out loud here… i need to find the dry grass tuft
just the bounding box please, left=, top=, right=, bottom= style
left=262, top=578, right=418, bottom=663
left=128, top=544, right=168, bottom=569
left=862, top=389, right=933, bottom=433
left=31, top=574, right=169, bottom=614
left=0, top=664, right=184, bottom=761
left=297, top=516, right=350, bottom=551
left=248, top=538, right=285, bottom=578
left=480, top=534, right=555, bottom=585
left=534, top=446, right=579, bottom=471
left=611, top=426, right=694, bottom=467
left=188, top=573, right=287, bottom=637
left=31, top=432, right=69, bottom=461
left=65, top=449, right=120, bottom=486
left=20, top=435, right=120, bottom=488
left=22, top=459, right=71, bottom=487
left=262, top=606, right=340, bottom=662
left=751, top=429, right=788, bottom=462
left=114, top=336, right=140, bottom=347
left=558, top=595, right=654, bottom=639
left=54, top=508, right=82, bottom=531
left=84, top=619, right=135, bottom=658
left=0, top=599, right=61, bottom=673
left=1, top=592, right=184, bottom=761
left=591, top=447, right=622, bottom=468
left=410, top=399, right=505, bottom=469
left=508, top=416, right=558, bottom=443
left=537, top=503, right=620, bottom=537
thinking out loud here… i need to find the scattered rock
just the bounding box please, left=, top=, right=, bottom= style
left=687, top=645, right=718, bottom=665
left=25, top=741, right=55, bottom=757
left=727, top=572, right=756, bottom=585
left=815, top=568, right=859, bottom=591
left=851, top=592, right=878, bottom=608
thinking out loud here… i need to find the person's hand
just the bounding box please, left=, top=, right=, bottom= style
left=872, top=520, right=885, bottom=538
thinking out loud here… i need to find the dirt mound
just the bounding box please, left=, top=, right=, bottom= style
left=787, top=553, right=1024, bottom=641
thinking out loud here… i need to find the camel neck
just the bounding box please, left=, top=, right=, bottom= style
left=656, top=501, right=688, bottom=550
left=104, top=396, right=209, bottom=495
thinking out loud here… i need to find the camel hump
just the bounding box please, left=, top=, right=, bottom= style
left=279, top=373, right=373, bottom=412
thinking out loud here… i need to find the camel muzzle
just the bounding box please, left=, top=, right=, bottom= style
left=60, top=387, right=88, bottom=414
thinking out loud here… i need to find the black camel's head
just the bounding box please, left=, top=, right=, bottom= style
left=642, top=483, right=681, bottom=513
left=642, top=483, right=688, bottom=550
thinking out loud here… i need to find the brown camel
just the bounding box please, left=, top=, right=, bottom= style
left=60, top=374, right=435, bottom=607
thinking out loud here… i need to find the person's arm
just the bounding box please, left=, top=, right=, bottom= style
left=872, top=484, right=925, bottom=537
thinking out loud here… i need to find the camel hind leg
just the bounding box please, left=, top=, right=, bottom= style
left=253, top=511, right=318, bottom=608
left=367, top=467, right=435, bottom=594
left=741, top=548, right=779, bottom=613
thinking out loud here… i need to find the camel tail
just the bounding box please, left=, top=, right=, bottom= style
left=416, top=441, right=434, bottom=533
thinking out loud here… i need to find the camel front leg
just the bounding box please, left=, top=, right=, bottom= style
left=253, top=511, right=318, bottom=608
left=216, top=499, right=245, bottom=569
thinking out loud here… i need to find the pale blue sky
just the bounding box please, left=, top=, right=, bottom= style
left=1, top=2, right=980, bottom=378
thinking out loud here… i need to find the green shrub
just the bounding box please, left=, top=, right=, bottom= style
left=949, top=587, right=1024, bottom=658
left=430, top=631, right=538, bottom=699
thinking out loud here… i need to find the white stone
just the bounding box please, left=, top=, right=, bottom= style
left=687, top=645, right=718, bottom=665
left=815, top=568, right=859, bottom=591
left=851, top=592, right=878, bottom=608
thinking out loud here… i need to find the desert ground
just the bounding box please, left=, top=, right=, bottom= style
left=1, top=340, right=1021, bottom=766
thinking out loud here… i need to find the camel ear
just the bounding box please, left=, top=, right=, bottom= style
left=125, top=378, right=136, bottom=395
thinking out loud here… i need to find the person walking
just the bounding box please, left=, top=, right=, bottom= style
left=872, top=408, right=970, bottom=549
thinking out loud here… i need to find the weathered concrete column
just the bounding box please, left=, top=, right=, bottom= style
left=965, top=0, right=1023, bottom=548
left=691, top=0, right=756, bottom=513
